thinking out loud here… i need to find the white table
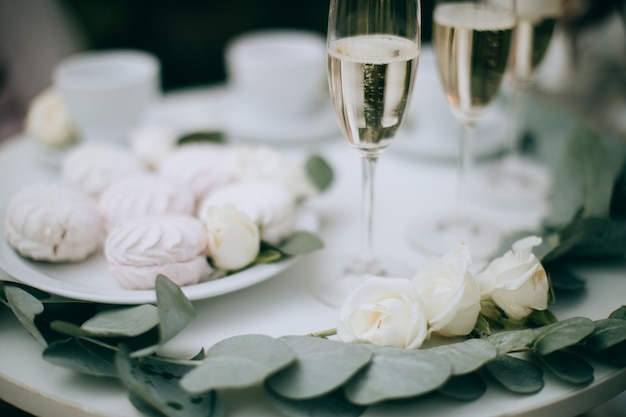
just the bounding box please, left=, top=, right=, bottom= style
left=0, top=85, right=625, bottom=417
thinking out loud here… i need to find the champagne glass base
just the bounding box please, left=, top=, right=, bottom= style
left=310, top=254, right=413, bottom=308
left=406, top=217, right=501, bottom=266
left=473, top=155, right=552, bottom=208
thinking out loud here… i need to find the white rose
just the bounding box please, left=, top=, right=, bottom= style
left=204, top=205, right=260, bottom=271
left=338, top=276, right=428, bottom=349
left=231, top=145, right=317, bottom=200
left=129, top=125, right=178, bottom=169
left=475, top=236, right=549, bottom=321
left=412, top=243, right=481, bottom=337
left=25, top=88, right=76, bottom=147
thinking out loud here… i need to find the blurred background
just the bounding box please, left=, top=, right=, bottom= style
left=1, top=0, right=624, bottom=143
left=0, top=0, right=437, bottom=141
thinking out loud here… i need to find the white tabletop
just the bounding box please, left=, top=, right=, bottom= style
left=0, top=84, right=625, bottom=417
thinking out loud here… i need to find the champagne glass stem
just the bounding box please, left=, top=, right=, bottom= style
left=452, top=121, right=475, bottom=225
left=506, top=83, right=529, bottom=156
left=354, top=154, right=379, bottom=271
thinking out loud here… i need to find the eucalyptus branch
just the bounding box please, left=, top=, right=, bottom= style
left=307, top=328, right=337, bottom=338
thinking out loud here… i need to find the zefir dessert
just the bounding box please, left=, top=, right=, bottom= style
left=4, top=140, right=319, bottom=291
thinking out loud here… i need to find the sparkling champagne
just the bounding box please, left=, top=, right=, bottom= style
left=433, top=3, right=515, bottom=122
left=510, top=0, right=560, bottom=85
left=328, top=35, right=419, bottom=154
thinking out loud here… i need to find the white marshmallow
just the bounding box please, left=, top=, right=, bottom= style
left=104, top=214, right=211, bottom=289
left=5, top=184, right=101, bottom=262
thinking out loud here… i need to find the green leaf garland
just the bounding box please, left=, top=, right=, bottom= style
left=1, top=277, right=626, bottom=417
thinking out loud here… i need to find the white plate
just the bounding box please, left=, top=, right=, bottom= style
left=0, top=209, right=317, bottom=305
left=0, top=137, right=318, bottom=304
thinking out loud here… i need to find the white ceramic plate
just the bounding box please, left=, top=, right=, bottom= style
left=0, top=137, right=318, bottom=304
left=0, top=209, right=317, bottom=304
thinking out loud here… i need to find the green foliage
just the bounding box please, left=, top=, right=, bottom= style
left=44, top=337, right=119, bottom=377
left=80, top=305, right=160, bottom=338
left=343, top=347, right=451, bottom=405
left=4, top=285, right=46, bottom=346
left=426, top=338, right=497, bottom=375
left=306, top=154, right=334, bottom=193
left=538, top=351, right=594, bottom=385
left=116, top=348, right=215, bottom=417
left=277, top=231, right=325, bottom=256
left=180, top=334, right=297, bottom=393
left=533, top=317, right=596, bottom=356
left=267, top=336, right=372, bottom=400
left=485, top=355, right=544, bottom=394
left=487, top=328, right=538, bottom=355
left=1, top=277, right=626, bottom=417
left=266, top=388, right=366, bottom=417
left=584, top=318, right=626, bottom=351
left=524, top=125, right=626, bottom=292
left=177, top=131, right=226, bottom=145
left=439, top=373, right=486, bottom=401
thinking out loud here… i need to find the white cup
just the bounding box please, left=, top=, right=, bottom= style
left=54, top=50, right=160, bottom=145
left=225, top=30, right=327, bottom=119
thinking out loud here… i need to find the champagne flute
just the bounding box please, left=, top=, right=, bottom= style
left=314, top=0, right=421, bottom=306
left=477, top=0, right=561, bottom=206
left=408, top=0, right=515, bottom=260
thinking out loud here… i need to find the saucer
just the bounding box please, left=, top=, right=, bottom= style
left=223, top=96, right=340, bottom=143
left=392, top=103, right=507, bottom=162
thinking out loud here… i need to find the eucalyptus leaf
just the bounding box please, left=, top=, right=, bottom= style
left=609, top=306, right=626, bottom=321
left=544, top=264, right=586, bottom=291
left=128, top=393, right=168, bottom=417
left=181, top=334, right=296, bottom=393
left=439, top=372, right=486, bottom=401
left=583, top=319, right=626, bottom=351
left=2, top=281, right=52, bottom=301
left=525, top=309, right=559, bottom=327
left=268, top=336, right=372, bottom=400
left=81, top=305, right=160, bottom=337
left=130, top=276, right=195, bottom=358
left=533, top=317, right=596, bottom=356
left=588, top=341, right=626, bottom=365
left=306, top=154, right=334, bottom=193
left=50, top=320, right=93, bottom=338
left=278, top=231, right=325, bottom=256
left=344, top=347, right=451, bottom=405
left=177, top=131, right=225, bottom=145
left=540, top=232, right=585, bottom=264
left=487, top=328, right=538, bottom=355
left=156, top=274, right=195, bottom=342
left=485, top=355, right=544, bottom=394
left=43, top=337, right=117, bottom=377
left=574, top=130, right=626, bottom=218
left=116, top=348, right=215, bottom=417
left=545, top=126, right=626, bottom=228
left=557, top=218, right=626, bottom=260
left=427, top=339, right=497, bottom=375
left=538, top=350, right=594, bottom=385
left=255, top=248, right=283, bottom=264
left=266, top=386, right=366, bottom=417
left=5, top=284, right=47, bottom=346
